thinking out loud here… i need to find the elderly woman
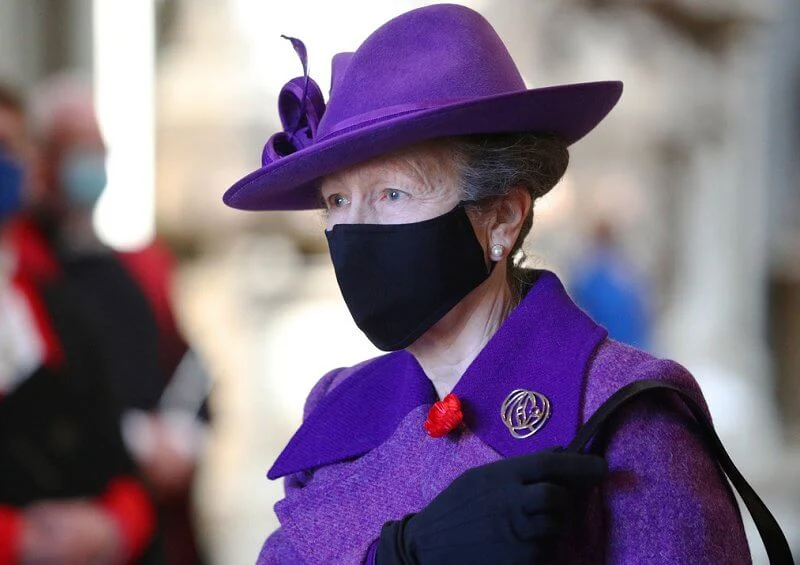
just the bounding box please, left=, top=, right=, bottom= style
left=224, top=5, right=750, bottom=565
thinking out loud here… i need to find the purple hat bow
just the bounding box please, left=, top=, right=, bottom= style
left=262, top=36, right=326, bottom=166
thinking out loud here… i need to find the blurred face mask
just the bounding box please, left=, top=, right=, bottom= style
left=0, top=151, right=23, bottom=222
left=59, top=149, right=107, bottom=208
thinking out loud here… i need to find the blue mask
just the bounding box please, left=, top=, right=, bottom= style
left=0, top=151, right=23, bottom=222
left=59, top=150, right=107, bottom=207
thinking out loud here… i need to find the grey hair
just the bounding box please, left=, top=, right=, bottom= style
left=446, top=133, right=570, bottom=300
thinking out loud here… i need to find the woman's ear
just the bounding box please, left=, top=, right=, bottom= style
left=488, top=187, right=531, bottom=263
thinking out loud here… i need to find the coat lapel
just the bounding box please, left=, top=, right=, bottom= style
left=268, top=270, right=607, bottom=479
left=268, top=350, right=435, bottom=478
left=454, top=270, right=607, bottom=457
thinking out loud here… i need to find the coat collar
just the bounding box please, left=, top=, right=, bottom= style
left=268, top=270, right=607, bottom=479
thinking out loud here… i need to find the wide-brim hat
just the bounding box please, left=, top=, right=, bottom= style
left=223, top=4, right=622, bottom=211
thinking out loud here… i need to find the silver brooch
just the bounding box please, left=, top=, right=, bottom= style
left=500, top=389, right=551, bottom=439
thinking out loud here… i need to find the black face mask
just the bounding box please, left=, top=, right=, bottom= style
left=325, top=205, right=492, bottom=351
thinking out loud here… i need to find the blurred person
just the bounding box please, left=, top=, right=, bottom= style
left=7, top=76, right=209, bottom=565
left=223, top=5, right=753, bottom=564
left=0, top=83, right=157, bottom=564
left=570, top=219, right=653, bottom=350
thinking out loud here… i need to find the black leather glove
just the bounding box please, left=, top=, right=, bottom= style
left=376, top=450, right=606, bottom=565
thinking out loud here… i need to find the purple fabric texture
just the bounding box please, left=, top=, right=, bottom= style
left=268, top=271, right=606, bottom=478
left=223, top=4, right=622, bottom=211
left=256, top=273, right=750, bottom=564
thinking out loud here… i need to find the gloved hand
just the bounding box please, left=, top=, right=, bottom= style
left=376, top=450, right=606, bottom=565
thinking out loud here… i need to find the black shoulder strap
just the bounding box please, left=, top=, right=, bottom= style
left=567, top=379, right=794, bottom=565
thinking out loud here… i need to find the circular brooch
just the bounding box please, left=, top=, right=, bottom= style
left=500, top=389, right=551, bottom=439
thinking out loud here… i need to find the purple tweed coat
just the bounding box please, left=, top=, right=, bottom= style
left=258, top=271, right=750, bottom=564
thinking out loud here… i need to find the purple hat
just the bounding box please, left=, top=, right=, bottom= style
left=223, top=4, right=623, bottom=211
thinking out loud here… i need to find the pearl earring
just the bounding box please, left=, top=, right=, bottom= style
left=490, top=243, right=504, bottom=261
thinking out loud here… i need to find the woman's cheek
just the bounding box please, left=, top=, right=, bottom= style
left=382, top=204, right=420, bottom=224
left=325, top=209, right=346, bottom=229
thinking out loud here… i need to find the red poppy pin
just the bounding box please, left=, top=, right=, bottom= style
left=424, top=393, right=464, bottom=438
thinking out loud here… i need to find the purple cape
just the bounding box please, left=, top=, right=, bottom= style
left=259, top=271, right=750, bottom=564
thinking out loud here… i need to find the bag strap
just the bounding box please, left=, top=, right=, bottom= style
left=566, top=379, right=794, bottom=565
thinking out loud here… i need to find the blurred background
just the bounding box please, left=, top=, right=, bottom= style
left=1, top=0, right=798, bottom=563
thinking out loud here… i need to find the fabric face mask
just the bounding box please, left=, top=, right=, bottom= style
left=59, top=149, right=107, bottom=208
left=325, top=205, right=491, bottom=351
left=0, top=151, right=23, bottom=222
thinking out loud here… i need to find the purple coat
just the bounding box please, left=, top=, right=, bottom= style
left=258, top=271, right=750, bottom=564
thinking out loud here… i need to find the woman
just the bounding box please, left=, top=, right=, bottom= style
left=224, top=5, right=750, bottom=564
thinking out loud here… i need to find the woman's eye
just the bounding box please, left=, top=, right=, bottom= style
left=327, top=194, right=349, bottom=208
left=383, top=189, right=406, bottom=202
